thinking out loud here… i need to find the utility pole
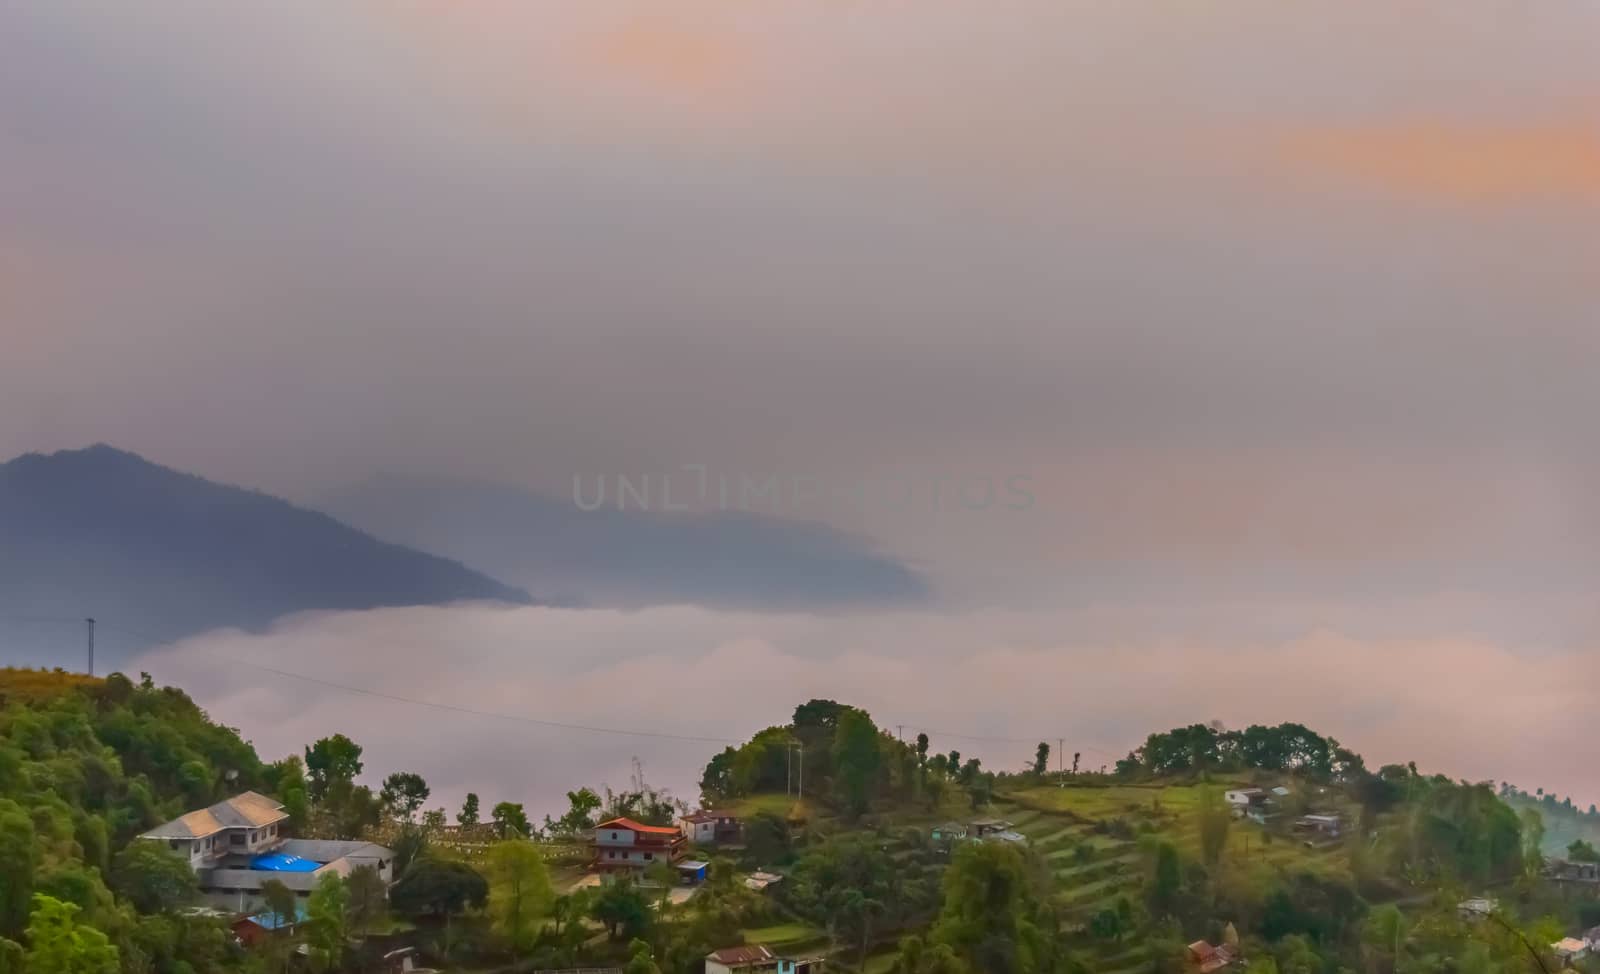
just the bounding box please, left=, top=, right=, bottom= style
left=85, top=617, right=95, bottom=677
left=1058, top=738, right=1065, bottom=788
left=786, top=743, right=793, bottom=797
left=897, top=724, right=904, bottom=743
left=797, top=744, right=804, bottom=800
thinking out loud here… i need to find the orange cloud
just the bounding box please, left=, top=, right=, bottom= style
left=583, top=16, right=749, bottom=98
left=1274, top=115, right=1600, bottom=203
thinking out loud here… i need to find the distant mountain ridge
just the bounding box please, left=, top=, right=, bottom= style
left=0, top=445, right=531, bottom=668
left=320, top=475, right=929, bottom=610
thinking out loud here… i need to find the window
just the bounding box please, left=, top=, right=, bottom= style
left=169, top=840, right=180, bottom=851
left=610, top=831, right=619, bottom=839
left=644, top=852, right=653, bottom=860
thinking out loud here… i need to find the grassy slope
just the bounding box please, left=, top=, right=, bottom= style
left=739, top=779, right=1365, bottom=974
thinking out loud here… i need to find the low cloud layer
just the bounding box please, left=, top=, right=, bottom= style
left=133, top=604, right=1596, bottom=822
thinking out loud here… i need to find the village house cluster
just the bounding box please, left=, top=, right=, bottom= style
left=138, top=792, right=395, bottom=940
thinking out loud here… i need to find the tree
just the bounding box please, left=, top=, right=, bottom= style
left=833, top=708, right=883, bottom=817
left=1568, top=839, right=1599, bottom=862
left=22, top=895, right=118, bottom=974
left=345, top=864, right=389, bottom=938
left=303, top=734, right=363, bottom=803
left=929, top=841, right=1040, bottom=974
left=645, top=859, right=677, bottom=910
left=1361, top=904, right=1406, bottom=974
left=486, top=840, right=553, bottom=956
left=546, top=788, right=603, bottom=837
left=591, top=876, right=653, bottom=942
left=0, top=801, right=37, bottom=938
left=389, top=857, right=486, bottom=958
left=1089, top=906, right=1124, bottom=941
left=1149, top=842, right=1181, bottom=917
left=269, top=756, right=311, bottom=831
left=624, top=937, right=662, bottom=974
left=457, top=792, right=480, bottom=828
left=304, top=872, right=349, bottom=973
left=492, top=801, right=532, bottom=839
left=379, top=772, right=430, bottom=823
left=1033, top=742, right=1050, bottom=777
left=1520, top=809, right=1546, bottom=874
left=390, top=858, right=487, bottom=918
left=260, top=879, right=298, bottom=933
left=110, top=842, right=198, bottom=914
left=1197, top=786, right=1232, bottom=866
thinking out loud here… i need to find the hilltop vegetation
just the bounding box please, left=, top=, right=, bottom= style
left=702, top=707, right=1590, bottom=974
left=0, top=671, right=1592, bottom=974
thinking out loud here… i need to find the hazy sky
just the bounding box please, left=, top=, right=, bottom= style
left=4, top=1, right=1598, bottom=802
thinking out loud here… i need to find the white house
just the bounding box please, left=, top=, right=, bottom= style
left=592, top=817, right=687, bottom=873
left=140, top=793, right=392, bottom=912
left=680, top=810, right=741, bottom=845
left=140, top=792, right=289, bottom=870
left=1224, top=788, right=1265, bottom=808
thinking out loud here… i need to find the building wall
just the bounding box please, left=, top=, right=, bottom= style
left=596, top=826, right=640, bottom=848
left=685, top=821, right=717, bottom=843
left=596, top=845, right=676, bottom=868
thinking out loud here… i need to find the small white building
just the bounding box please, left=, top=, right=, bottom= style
left=1458, top=897, right=1497, bottom=921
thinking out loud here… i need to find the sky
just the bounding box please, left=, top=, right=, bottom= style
left=2, top=0, right=1598, bottom=809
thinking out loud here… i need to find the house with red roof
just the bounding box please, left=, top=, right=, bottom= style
left=591, top=817, right=686, bottom=873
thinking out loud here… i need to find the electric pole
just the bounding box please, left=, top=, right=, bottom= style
left=85, top=617, right=95, bottom=677
left=1058, top=738, right=1065, bottom=787
left=797, top=744, right=804, bottom=800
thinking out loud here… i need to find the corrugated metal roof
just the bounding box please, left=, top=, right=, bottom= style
left=141, top=792, right=287, bottom=839
left=707, top=945, right=775, bottom=965
left=596, top=817, right=682, bottom=837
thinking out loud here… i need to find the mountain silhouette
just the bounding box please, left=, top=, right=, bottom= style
left=320, top=475, right=930, bottom=611
left=0, top=445, right=530, bottom=668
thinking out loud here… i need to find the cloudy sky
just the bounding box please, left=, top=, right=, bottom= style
left=3, top=0, right=1597, bottom=811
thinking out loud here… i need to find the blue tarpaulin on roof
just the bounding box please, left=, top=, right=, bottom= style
left=251, top=852, right=320, bottom=872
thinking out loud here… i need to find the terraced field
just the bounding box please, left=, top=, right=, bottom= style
left=992, top=783, right=1357, bottom=974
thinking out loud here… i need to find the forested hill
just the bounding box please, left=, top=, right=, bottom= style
left=1, top=673, right=1588, bottom=974
left=0, top=668, right=296, bottom=970
left=0, top=445, right=531, bottom=668
left=698, top=705, right=1580, bottom=974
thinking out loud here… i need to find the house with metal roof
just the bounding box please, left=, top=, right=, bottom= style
left=141, top=792, right=393, bottom=912
left=705, top=944, right=824, bottom=974
left=592, top=817, right=687, bottom=873
left=140, top=791, right=290, bottom=870
left=680, top=809, right=742, bottom=845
